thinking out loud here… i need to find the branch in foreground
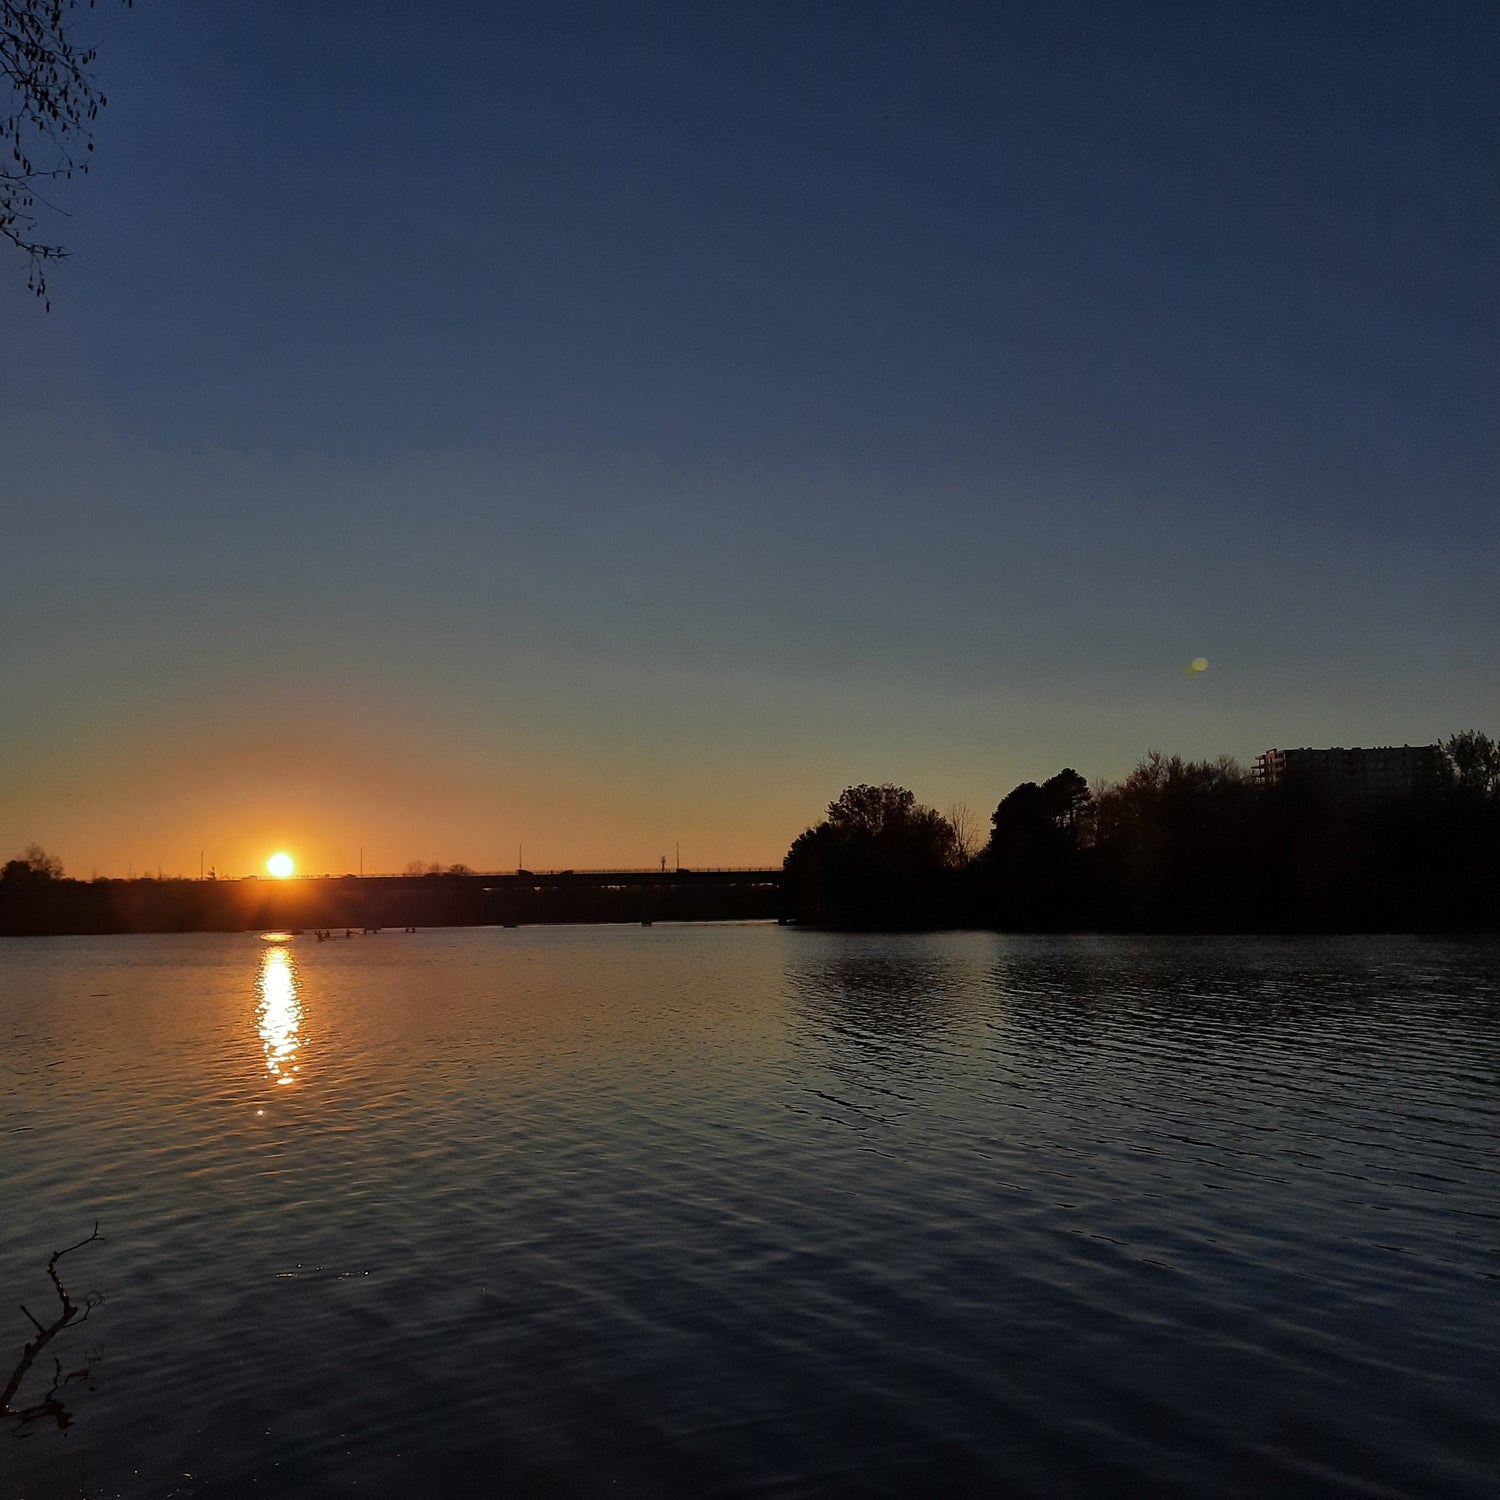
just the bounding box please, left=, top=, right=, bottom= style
left=1, top=1222, right=103, bottom=1428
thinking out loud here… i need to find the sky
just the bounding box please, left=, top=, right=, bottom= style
left=2, top=0, right=1495, bottom=878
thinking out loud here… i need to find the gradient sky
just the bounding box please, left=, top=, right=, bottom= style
left=2, top=0, right=1495, bottom=878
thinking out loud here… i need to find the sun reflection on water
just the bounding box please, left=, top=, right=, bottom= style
left=256, top=943, right=304, bottom=1086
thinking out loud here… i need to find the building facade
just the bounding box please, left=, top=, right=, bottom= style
left=1252, top=745, right=1441, bottom=800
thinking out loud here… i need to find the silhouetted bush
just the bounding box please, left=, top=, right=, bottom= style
left=783, top=785, right=959, bottom=928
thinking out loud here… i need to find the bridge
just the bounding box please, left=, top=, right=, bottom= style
left=349, top=868, right=784, bottom=928
left=0, top=868, right=786, bottom=936
left=378, top=866, right=781, bottom=889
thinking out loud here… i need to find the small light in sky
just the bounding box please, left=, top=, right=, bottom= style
left=1190, top=657, right=1209, bottom=674
left=266, top=851, right=296, bottom=878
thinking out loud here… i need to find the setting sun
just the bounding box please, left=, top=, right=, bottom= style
left=266, top=852, right=296, bottom=879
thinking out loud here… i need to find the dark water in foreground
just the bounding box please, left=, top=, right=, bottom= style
left=2, top=927, right=1496, bottom=1498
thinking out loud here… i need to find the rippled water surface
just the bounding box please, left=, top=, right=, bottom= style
left=2, top=927, right=1496, bottom=1498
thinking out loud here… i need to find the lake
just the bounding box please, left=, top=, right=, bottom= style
left=2, top=926, right=1496, bottom=1498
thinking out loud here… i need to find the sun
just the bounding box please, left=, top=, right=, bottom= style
left=266, top=852, right=296, bottom=879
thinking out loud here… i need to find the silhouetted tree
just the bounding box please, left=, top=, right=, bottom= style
left=783, top=784, right=958, bottom=927
left=1092, top=753, right=1257, bottom=929
left=1440, top=730, right=1500, bottom=800
left=821, top=784, right=912, bottom=837
left=2, top=842, right=63, bottom=882
left=2, top=0, right=129, bottom=304
left=1421, top=730, right=1500, bottom=929
left=1041, top=767, right=1092, bottom=839
left=980, top=768, right=1095, bottom=927
left=944, top=801, right=981, bottom=866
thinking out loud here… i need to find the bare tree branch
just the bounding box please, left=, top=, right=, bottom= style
left=945, top=801, right=981, bottom=866
left=1, top=1221, right=102, bottom=1427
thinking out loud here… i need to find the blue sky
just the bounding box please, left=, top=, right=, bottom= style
left=2, top=0, right=1495, bottom=876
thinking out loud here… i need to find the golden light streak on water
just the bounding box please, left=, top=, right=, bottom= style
left=256, top=943, right=303, bottom=1086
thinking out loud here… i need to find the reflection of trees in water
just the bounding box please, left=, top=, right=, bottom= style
left=791, top=934, right=1500, bottom=1105
left=978, top=938, right=1500, bottom=1219
left=1, top=1224, right=101, bottom=1430
left=978, top=939, right=1286, bottom=1103
left=990, top=937, right=1339, bottom=1047
left=784, top=936, right=974, bottom=1136
left=988, top=935, right=1500, bottom=1076
left=785, top=936, right=976, bottom=1119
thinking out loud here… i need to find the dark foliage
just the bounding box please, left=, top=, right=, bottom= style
left=1440, top=729, right=1500, bottom=800
left=2, top=842, right=63, bottom=882
left=1090, top=753, right=1260, bottom=929
left=2, top=0, right=129, bottom=304
left=978, top=767, right=1094, bottom=928
left=785, top=736, right=1500, bottom=933
left=782, top=784, right=958, bottom=928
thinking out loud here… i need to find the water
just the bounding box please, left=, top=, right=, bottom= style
left=2, top=927, right=1496, bottom=1498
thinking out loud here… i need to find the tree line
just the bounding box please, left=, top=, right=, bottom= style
left=7, top=732, right=1498, bottom=934
left=781, top=733, right=1500, bottom=932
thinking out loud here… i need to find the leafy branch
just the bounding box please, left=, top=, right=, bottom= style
left=1, top=0, right=129, bottom=306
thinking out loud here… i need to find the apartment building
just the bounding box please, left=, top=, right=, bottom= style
left=1252, top=744, right=1441, bottom=800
